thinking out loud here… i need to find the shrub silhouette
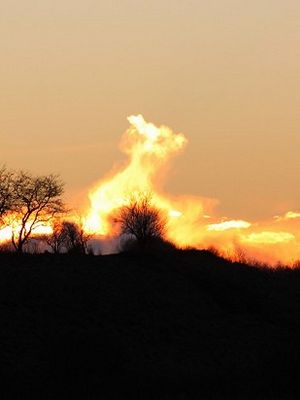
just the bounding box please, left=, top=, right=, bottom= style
left=119, top=234, right=177, bottom=254
left=59, top=221, right=90, bottom=254
left=43, top=221, right=67, bottom=254
left=115, top=193, right=167, bottom=251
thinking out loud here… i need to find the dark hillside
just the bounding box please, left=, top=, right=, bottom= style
left=0, top=251, right=299, bottom=399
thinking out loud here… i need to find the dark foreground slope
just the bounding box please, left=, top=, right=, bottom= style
left=0, top=251, right=299, bottom=399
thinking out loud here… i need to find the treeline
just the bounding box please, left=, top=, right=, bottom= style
left=0, top=167, right=170, bottom=255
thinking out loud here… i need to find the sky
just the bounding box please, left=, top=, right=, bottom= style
left=1, top=0, right=300, bottom=221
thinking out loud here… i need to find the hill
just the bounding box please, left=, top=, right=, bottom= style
left=0, top=250, right=299, bottom=399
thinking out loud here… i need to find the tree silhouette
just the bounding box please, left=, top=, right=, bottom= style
left=59, top=221, right=90, bottom=254
left=116, top=193, right=166, bottom=249
left=43, top=220, right=67, bottom=254
left=11, top=172, right=65, bottom=253
left=0, top=166, right=14, bottom=224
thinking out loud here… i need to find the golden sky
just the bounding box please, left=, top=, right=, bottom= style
left=1, top=0, right=299, bottom=220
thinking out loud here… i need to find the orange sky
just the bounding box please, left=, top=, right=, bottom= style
left=1, top=0, right=300, bottom=222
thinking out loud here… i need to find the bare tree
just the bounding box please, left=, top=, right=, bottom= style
left=59, top=221, right=91, bottom=254
left=0, top=166, right=14, bottom=224
left=43, top=221, right=67, bottom=254
left=11, top=172, right=65, bottom=253
left=115, top=193, right=166, bottom=249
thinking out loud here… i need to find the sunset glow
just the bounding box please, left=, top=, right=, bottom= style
left=1, top=1, right=299, bottom=266
left=80, top=116, right=300, bottom=266
left=0, top=216, right=53, bottom=243
left=1, top=113, right=299, bottom=266
left=1, top=4, right=299, bottom=398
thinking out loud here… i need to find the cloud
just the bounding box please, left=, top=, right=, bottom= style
left=241, top=231, right=295, bottom=245
left=274, top=211, right=300, bottom=221
left=207, top=220, right=251, bottom=232
left=284, top=211, right=300, bottom=220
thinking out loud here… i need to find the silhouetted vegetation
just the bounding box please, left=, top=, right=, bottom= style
left=43, top=220, right=67, bottom=254
left=115, top=193, right=166, bottom=250
left=12, top=172, right=65, bottom=252
left=119, top=234, right=177, bottom=254
left=0, top=167, right=65, bottom=252
left=1, top=169, right=299, bottom=397
left=0, top=165, right=14, bottom=222
left=58, top=220, right=91, bottom=254
left=0, top=249, right=298, bottom=399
